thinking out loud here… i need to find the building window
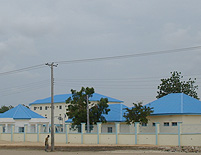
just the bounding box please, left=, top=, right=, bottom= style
left=59, top=105, right=62, bottom=109
left=34, top=107, right=37, bottom=110
left=172, top=122, right=177, bottom=126
left=108, top=127, right=113, bottom=133
left=45, top=114, right=47, bottom=118
left=164, top=122, right=169, bottom=126
left=141, top=123, right=147, bottom=126
left=45, top=106, right=48, bottom=110
left=40, top=106, right=42, bottom=110
left=3, top=126, right=5, bottom=133
left=152, top=123, right=156, bottom=126
left=19, top=127, right=24, bottom=133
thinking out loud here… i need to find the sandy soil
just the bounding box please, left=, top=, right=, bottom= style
left=0, top=149, right=200, bottom=155
left=0, top=141, right=200, bottom=155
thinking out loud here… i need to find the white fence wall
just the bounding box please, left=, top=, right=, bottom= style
left=1, top=123, right=201, bottom=146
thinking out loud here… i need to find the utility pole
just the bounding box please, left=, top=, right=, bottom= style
left=46, top=62, right=58, bottom=152
left=87, top=95, right=90, bottom=133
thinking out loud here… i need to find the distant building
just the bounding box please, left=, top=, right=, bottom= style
left=0, top=104, right=49, bottom=133
left=66, top=103, right=129, bottom=133
left=29, top=93, right=123, bottom=125
left=146, top=93, right=201, bottom=126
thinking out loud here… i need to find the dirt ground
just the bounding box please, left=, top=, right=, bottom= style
left=0, top=140, right=200, bottom=155
left=0, top=149, right=200, bottom=155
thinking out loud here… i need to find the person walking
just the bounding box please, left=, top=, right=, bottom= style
left=45, top=135, right=50, bottom=152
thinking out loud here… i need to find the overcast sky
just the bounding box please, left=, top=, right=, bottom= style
left=0, top=0, right=201, bottom=107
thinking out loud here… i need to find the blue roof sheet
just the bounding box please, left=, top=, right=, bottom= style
left=0, top=104, right=45, bottom=119
left=103, top=104, right=128, bottom=122
left=146, top=93, right=201, bottom=115
left=30, top=93, right=123, bottom=105
left=66, top=103, right=128, bottom=123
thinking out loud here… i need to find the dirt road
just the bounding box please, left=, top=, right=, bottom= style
left=0, top=149, right=200, bottom=155
left=0, top=141, right=200, bottom=154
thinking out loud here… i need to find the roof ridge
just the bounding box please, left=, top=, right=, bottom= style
left=120, top=104, right=122, bottom=121
left=181, top=93, right=183, bottom=113
left=13, top=105, right=20, bottom=118
left=20, top=105, right=32, bottom=118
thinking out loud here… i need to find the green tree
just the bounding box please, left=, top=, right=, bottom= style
left=156, top=71, right=199, bottom=99
left=66, top=87, right=110, bottom=125
left=123, top=102, right=153, bottom=124
left=0, top=105, right=14, bottom=113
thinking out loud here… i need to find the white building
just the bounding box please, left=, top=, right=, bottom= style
left=146, top=93, right=201, bottom=126
left=0, top=104, right=49, bottom=133
left=29, top=93, right=123, bottom=125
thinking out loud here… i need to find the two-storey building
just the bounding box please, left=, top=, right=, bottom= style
left=29, top=93, right=123, bottom=125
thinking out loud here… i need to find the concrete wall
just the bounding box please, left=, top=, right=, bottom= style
left=118, top=134, right=135, bottom=144
left=13, top=133, right=24, bottom=142
left=1, top=123, right=201, bottom=146
left=99, top=134, right=116, bottom=144
left=138, top=134, right=155, bottom=145
left=158, top=134, right=178, bottom=146
left=83, top=134, right=97, bottom=144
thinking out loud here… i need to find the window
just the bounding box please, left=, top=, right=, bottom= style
left=34, top=107, right=37, bottom=110
left=45, top=106, right=48, bottom=110
left=172, top=122, right=177, bottom=126
left=3, top=126, right=5, bottom=133
left=141, top=123, right=147, bottom=126
left=164, top=122, right=169, bottom=126
left=108, top=127, right=113, bottom=133
left=45, top=114, right=47, bottom=118
left=19, top=127, right=24, bottom=133
left=59, top=105, right=62, bottom=109
left=152, top=123, right=156, bottom=126
left=40, top=106, right=42, bottom=110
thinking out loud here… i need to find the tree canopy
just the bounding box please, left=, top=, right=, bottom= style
left=156, top=71, right=199, bottom=99
left=0, top=105, right=14, bottom=113
left=66, top=87, right=110, bottom=125
left=123, top=102, right=153, bottom=124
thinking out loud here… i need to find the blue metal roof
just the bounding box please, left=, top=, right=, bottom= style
left=29, top=93, right=123, bottom=105
left=66, top=103, right=128, bottom=123
left=146, top=93, right=201, bottom=115
left=0, top=104, right=45, bottom=119
left=104, top=104, right=128, bottom=122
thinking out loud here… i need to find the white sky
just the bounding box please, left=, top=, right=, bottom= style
left=0, top=0, right=201, bottom=107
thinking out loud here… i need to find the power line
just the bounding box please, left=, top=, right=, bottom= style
left=0, top=45, right=201, bottom=77
left=0, top=80, right=49, bottom=93
left=0, top=82, right=49, bottom=97
left=55, top=83, right=157, bottom=90
left=55, top=72, right=201, bottom=84
left=0, top=64, right=45, bottom=76
left=55, top=45, right=201, bottom=64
